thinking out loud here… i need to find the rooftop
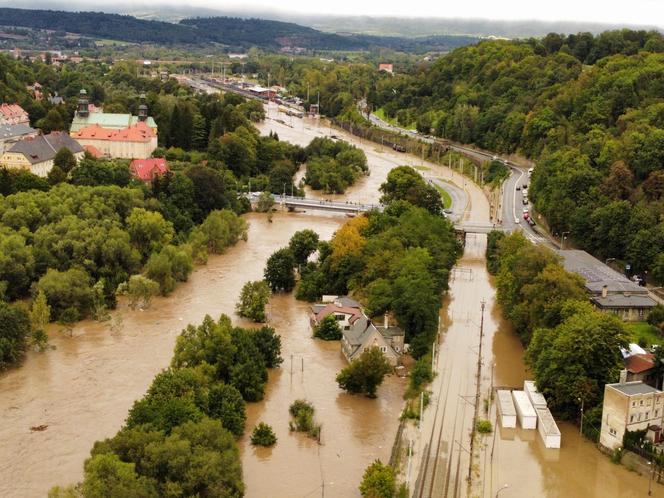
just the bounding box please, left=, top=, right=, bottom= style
left=7, top=132, right=83, bottom=164
left=72, top=122, right=156, bottom=143
left=71, top=112, right=157, bottom=133
left=556, top=249, right=647, bottom=295
left=129, top=158, right=169, bottom=182
left=591, top=294, right=656, bottom=309
left=0, top=103, right=28, bottom=120
left=609, top=381, right=662, bottom=396
left=0, top=123, right=36, bottom=141
left=624, top=353, right=655, bottom=374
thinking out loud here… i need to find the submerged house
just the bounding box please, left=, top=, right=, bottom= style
left=310, top=296, right=405, bottom=366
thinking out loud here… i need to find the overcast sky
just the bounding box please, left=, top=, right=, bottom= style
left=7, top=0, right=664, bottom=27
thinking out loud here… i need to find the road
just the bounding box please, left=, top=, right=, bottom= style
left=365, top=108, right=546, bottom=243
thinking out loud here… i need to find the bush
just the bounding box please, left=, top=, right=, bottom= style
left=408, top=354, right=433, bottom=394
left=476, top=420, right=493, bottom=434
left=35, top=268, right=95, bottom=320
left=359, top=460, right=395, bottom=498
left=289, top=399, right=320, bottom=439
left=647, top=305, right=664, bottom=328
left=264, top=248, right=296, bottom=292
left=0, top=301, right=31, bottom=370
left=313, top=314, right=342, bottom=340
left=250, top=422, right=277, bottom=446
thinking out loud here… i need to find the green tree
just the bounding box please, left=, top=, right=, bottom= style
left=235, top=280, right=270, bottom=322
left=264, top=247, right=296, bottom=292
left=336, top=347, right=393, bottom=398
left=313, top=314, right=342, bottom=340
left=250, top=422, right=277, bottom=446
left=289, top=229, right=320, bottom=265
left=250, top=326, right=283, bottom=368
left=144, top=245, right=193, bottom=295
left=36, top=107, right=66, bottom=133
left=379, top=166, right=442, bottom=215
left=29, top=290, right=51, bottom=351
left=116, top=275, right=160, bottom=310
left=256, top=191, right=275, bottom=213
left=35, top=268, right=94, bottom=320
left=81, top=453, right=156, bottom=498
left=0, top=301, right=31, bottom=370
left=207, top=383, right=246, bottom=437
left=53, top=148, right=77, bottom=175
left=359, top=460, right=396, bottom=498
left=126, top=208, right=175, bottom=260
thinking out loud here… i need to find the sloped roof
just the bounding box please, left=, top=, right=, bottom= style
left=8, top=132, right=83, bottom=165
left=0, top=103, right=28, bottom=120
left=0, top=123, right=36, bottom=141
left=624, top=353, right=655, bottom=374
left=591, top=294, right=656, bottom=309
left=129, top=158, right=169, bottom=182
left=312, top=302, right=364, bottom=324
left=72, top=122, right=156, bottom=143
left=83, top=144, right=103, bottom=158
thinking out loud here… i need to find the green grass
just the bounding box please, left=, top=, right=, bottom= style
left=413, top=165, right=430, bottom=171
left=625, top=322, right=662, bottom=347
left=433, top=183, right=453, bottom=209
left=374, top=107, right=416, bottom=131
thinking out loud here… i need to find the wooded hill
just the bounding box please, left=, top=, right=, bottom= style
left=0, top=8, right=479, bottom=53
left=370, top=30, right=664, bottom=280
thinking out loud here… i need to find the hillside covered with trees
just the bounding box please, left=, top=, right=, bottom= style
left=0, top=8, right=479, bottom=53
left=371, top=30, right=664, bottom=279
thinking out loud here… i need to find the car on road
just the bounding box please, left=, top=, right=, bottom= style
left=516, top=185, right=521, bottom=191
left=444, top=208, right=453, bottom=215
left=330, top=134, right=339, bottom=139
left=522, top=197, right=529, bottom=205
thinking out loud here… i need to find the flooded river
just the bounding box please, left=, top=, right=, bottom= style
left=0, top=109, right=658, bottom=498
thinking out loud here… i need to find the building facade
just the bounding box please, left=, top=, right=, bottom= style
left=0, top=132, right=84, bottom=177
left=600, top=381, right=664, bottom=451
left=0, top=123, right=38, bottom=154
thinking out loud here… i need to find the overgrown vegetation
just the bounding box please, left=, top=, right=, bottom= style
left=288, top=399, right=321, bottom=440
left=336, top=347, right=393, bottom=398
left=304, top=137, right=368, bottom=193
left=490, top=231, right=629, bottom=419
left=250, top=422, right=277, bottom=447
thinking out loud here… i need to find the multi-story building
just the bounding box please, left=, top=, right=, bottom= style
left=0, top=131, right=84, bottom=177
left=599, top=381, right=664, bottom=450
left=70, top=89, right=158, bottom=159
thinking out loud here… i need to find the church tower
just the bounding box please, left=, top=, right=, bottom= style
left=138, top=93, right=148, bottom=122
left=77, top=88, right=89, bottom=118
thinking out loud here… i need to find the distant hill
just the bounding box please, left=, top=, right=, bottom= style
left=0, top=7, right=480, bottom=53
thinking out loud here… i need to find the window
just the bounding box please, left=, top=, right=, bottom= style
left=609, top=427, right=617, bottom=436
left=631, top=415, right=635, bottom=423
left=381, top=346, right=386, bottom=353
left=647, top=400, right=652, bottom=406
left=641, top=400, right=644, bottom=406
left=633, top=401, right=637, bottom=407
left=638, top=413, right=642, bottom=421
left=646, top=412, right=649, bottom=419
left=335, top=315, right=344, bottom=321
left=656, top=410, right=659, bottom=417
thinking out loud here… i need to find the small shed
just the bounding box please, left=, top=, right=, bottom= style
left=524, top=380, right=547, bottom=409
left=512, top=390, right=537, bottom=429
left=497, top=390, right=516, bottom=428
left=536, top=407, right=561, bottom=448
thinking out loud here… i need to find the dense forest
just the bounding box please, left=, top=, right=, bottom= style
left=370, top=30, right=664, bottom=280
left=0, top=8, right=479, bottom=53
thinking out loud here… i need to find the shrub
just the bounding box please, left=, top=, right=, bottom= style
left=313, top=315, right=342, bottom=340
left=476, top=420, right=492, bottom=434
left=289, top=399, right=320, bottom=439
left=336, top=347, right=393, bottom=398
left=250, top=422, right=277, bottom=447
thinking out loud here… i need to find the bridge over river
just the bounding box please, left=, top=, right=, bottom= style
left=247, top=193, right=500, bottom=234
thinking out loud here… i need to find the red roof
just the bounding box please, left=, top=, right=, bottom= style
left=72, top=121, right=155, bottom=143
left=83, top=144, right=103, bottom=158
left=624, top=353, right=655, bottom=374
left=129, top=158, right=169, bottom=182
left=0, top=103, right=28, bottom=120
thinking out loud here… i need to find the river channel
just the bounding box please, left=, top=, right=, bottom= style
left=0, top=111, right=660, bottom=498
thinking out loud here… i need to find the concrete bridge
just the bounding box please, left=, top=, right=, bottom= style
left=247, top=193, right=503, bottom=234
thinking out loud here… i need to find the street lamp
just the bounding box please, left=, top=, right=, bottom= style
left=496, top=484, right=510, bottom=497
left=578, top=397, right=584, bottom=436
left=648, top=460, right=654, bottom=496
left=560, top=231, right=570, bottom=250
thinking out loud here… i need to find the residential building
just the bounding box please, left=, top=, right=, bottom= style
left=0, top=123, right=38, bottom=154
left=130, top=158, right=169, bottom=183
left=341, top=314, right=404, bottom=366
left=623, top=353, right=657, bottom=385
left=0, top=103, right=29, bottom=126
left=0, top=132, right=84, bottom=177
left=600, top=381, right=664, bottom=450
left=310, top=296, right=405, bottom=366
left=556, top=249, right=656, bottom=321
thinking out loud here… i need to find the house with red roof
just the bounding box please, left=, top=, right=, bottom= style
left=129, top=158, right=169, bottom=183
left=0, top=103, right=29, bottom=126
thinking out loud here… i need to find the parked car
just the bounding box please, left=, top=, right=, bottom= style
left=516, top=185, right=521, bottom=191
left=393, top=144, right=406, bottom=152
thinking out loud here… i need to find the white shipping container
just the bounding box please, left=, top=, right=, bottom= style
left=536, top=407, right=561, bottom=448
left=512, top=390, right=537, bottom=429
left=524, top=380, right=547, bottom=409
left=497, top=390, right=517, bottom=428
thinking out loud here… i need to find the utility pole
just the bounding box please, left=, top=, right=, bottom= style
left=419, top=391, right=424, bottom=431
